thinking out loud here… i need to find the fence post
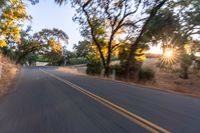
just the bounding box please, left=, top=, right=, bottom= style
left=0, top=55, right=2, bottom=79
left=111, top=69, right=116, bottom=80
left=100, top=69, right=105, bottom=78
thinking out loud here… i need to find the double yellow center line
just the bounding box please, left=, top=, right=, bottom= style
left=40, top=69, right=170, bottom=133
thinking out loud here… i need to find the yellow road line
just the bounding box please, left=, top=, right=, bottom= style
left=40, top=69, right=170, bottom=133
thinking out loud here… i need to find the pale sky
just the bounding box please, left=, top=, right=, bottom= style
left=26, top=0, right=162, bottom=54
left=147, top=45, right=163, bottom=54
left=26, top=0, right=82, bottom=51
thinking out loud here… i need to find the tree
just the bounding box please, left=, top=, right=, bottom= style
left=16, top=27, right=41, bottom=64
left=145, top=9, right=180, bottom=51
left=33, top=28, right=68, bottom=65
left=175, top=0, right=200, bottom=79
left=55, top=0, right=141, bottom=76
left=54, top=0, right=200, bottom=79
left=143, top=9, right=181, bottom=70
left=0, top=0, right=29, bottom=48
left=73, top=40, right=92, bottom=58
left=16, top=28, right=69, bottom=65
left=143, top=0, right=200, bottom=79
left=73, top=0, right=140, bottom=76
left=124, top=0, right=168, bottom=78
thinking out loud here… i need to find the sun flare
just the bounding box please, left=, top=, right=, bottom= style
left=163, top=49, right=174, bottom=58
left=161, top=48, right=179, bottom=66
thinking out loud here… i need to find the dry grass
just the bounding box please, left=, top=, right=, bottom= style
left=0, top=55, right=20, bottom=96
left=149, top=71, right=200, bottom=97
left=57, top=67, right=86, bottom=76
left=142, top=58, right=200, bottom=98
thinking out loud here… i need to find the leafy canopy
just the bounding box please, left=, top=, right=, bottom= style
left=0, top=0, right=28, bottom=47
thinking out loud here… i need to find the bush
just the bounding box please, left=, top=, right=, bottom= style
left=110, top=64, right=125, bottom=76
left=86, top=60, right=102, bottom=75
left=196, top=59, right=200, bottom=70
left=68, top=57, right=87, bottom=65
left=138, top=68, right=155, bottom=81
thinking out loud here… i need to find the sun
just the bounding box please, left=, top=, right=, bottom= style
left=163, top=49, right=174, bottom=58
left=161, top=48, right=179, bottom=66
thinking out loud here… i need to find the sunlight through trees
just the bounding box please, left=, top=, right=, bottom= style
left=1, top=0, right=200, bottom=80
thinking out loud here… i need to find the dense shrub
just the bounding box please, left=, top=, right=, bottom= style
left=138, top=68, right=155, bottom=81
left=86, top=60, right=102, bottom=75
left=68, top=57, right=87, bottom=65
left=110, top=64, right=125, bottom=76
left=195, top=59, right=200, bottom=70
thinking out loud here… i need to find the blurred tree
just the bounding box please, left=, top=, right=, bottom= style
left=73, top=40, right=92, bottom=58
left=16, top=28, right=68, bottom=65
left=33, top=28, right=68, bottom=65
left=0, top=0, right=29, bottom=48
left=125, top=0, right=168, bottom=78
left=125, top=0, right=200, bottom=79
left=176, top=0, right=200, bottom=79
left=54, top=0, right=200, bottom=79
left=146, top=0, right=200, bottom=78
left=56, top=0, right=139, bottom=76
left=145, top=9, right=180, bottom=52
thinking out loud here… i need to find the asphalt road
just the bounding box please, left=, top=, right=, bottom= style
left=0, top=67, right=200, bottom=133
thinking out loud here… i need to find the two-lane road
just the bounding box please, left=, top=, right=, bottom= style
left=0, top=67, right=200, bottom=133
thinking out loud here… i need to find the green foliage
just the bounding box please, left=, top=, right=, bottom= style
left=118, top=45, right=145, bottom=77
left=110, top=65, right=125, bottom=76
left=181, top=53, right=193, bottom=66
left=73, top=40, right=92, bottom=58
left=33, top=28, right=68, bottom=46
left=0, top=46, right=16, bottom=60
left=145, top=9, right=179, bottom=43
left=2, top=0, right=200, bottom=81
left=86, top=61, right=101, bottom=75
left=36, top=55, right=49, bottom=62
left=0, top=0, right=29, bottom=47
left=68, top=57, right=87, bottom=65
left=22, top=53, right=37, bottom=66
left=71, top=0, right=140, bottom=76
left=138, top=68, right=155, bottom=81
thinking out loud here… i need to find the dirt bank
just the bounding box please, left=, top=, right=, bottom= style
left=0, top=55, right=20, bottom=96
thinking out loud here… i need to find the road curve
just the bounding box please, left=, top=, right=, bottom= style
left=0, top=67, right=200, bottom=133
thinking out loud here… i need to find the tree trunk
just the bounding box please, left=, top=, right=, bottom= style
left=125, top=44, right=138, bottom=79
left=104, top=65, right=110, bottom=77
left=178, top=41, right=190, bottom=79
left=179, top=62, right=189, bottom=79
left=125, top=0, right=167, bottom=79
left=179, top=52, right=190, bottom=79
left=104, top=42, right=112, bottom=77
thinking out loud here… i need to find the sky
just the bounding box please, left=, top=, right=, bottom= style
left=26, top=0, right=82, bottom=51
left=25, top=0, right=163, bottom=54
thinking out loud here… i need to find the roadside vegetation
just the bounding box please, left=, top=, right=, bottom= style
left=0, top=0, right=200, bottom=97
left=0, top=55, right=19, bottom=96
